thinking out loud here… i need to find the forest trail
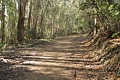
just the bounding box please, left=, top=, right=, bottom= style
left=0, top=34, right=116, bottom=80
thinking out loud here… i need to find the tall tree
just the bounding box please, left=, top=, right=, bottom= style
left=27, top=0, right=32, bottom=39
left=27, top=0, right=32, bottom=31
left=93, top=0, right=98, bottom=35
left=6, top=0, right=17, bottom=43
left=39, top=10, right=44, bottom=38
left=17, top=0, right=28, bottom=43
left=32, top=0, right=39, bottom=39
left=1, top=0, right=5, bottom=43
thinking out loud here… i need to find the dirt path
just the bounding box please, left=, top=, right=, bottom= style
left=0, top=34, right=115, bottom=80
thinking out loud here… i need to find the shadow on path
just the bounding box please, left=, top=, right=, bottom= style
left=0, top=34, right=115, bottom=80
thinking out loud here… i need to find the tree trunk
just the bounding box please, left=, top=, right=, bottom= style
left=17, top=0, right=28, bottom=43
left=39, top=11, right=44, bottom=38
left=93, top=0, right=98, bottom=35
left=52, top=15, right=55, bottom=38
left=28, top=0, right=32, bottom=31
left=94, top=14, right=97, bottom=35
left=14, top=0, right=17, bottom=43
left=1, top=0, right=5, bottom=43
left=27, top=0, right=32, bottom=39
left=32, top=0, right=39, bottom=40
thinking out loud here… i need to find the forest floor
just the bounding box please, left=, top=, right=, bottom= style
left=0, top=34, right=119, bottom=80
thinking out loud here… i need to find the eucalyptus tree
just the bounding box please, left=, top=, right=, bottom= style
left=5, top=0, right=18, bottom=43
left=17, top=0, right=28, bottom=43
left=1, top=0, right=5, bottom=43
left=27, top=0, right=32, bottom=35
left=1, top=0, right=119, bottom=45
left=77, top=0, right=120, bottom=36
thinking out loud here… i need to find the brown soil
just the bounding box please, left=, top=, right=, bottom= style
left=0, top=34, right=119, bottom=80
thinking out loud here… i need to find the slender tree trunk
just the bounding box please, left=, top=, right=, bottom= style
left=52, top=15, right=55, bottom=38
left=17, top=0, right=28, bottom=43
left=94, top=14, right=97, bottom=35
left=39, top=11, right=44, bottom=38
left=8, top=10, right=13, bottom=43
left=7, top=0, right=16, bottom=44
left=28, top=0, right=32, bottom=30
left=27, top=0, right=32, bottom=39
left=93, top=1, right=98, bottom=35
left=14, top=0, right=17, bottom=43
left=32, top=0, right=39, bottom=39
left=1, top=0, right=5, bottom=43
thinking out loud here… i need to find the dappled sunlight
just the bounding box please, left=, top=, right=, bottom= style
left=1, top=34, right=118, bottom=80
left=1, top=0, right=119, bottom=79
left=20, top=50, right=39, bottom=56
left=14, top=64, right=71, bottom=80
left=57, top=41, right=72, bottom=44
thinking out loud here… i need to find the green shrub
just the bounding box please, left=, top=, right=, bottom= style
left=111, top=33, right=119, bottom=38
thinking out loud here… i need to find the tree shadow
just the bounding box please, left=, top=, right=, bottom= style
left=0, top=34, right=116, bottom=80
left=0, top=61, right=70, bottom=80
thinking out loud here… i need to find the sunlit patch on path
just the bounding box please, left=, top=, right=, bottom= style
left=0, top=34, right=116, bottom=80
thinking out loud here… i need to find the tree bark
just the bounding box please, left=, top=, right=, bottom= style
left=39, top=11, right=44, bottom=38
left=27, top=0, right=32, bottom=39
left=93, top=0, right=98, bottom=35
left=17, top=0, right=28, bottom=43
left=1, top=0, right=5, bottom=43
left=32, top=0, right=39, bottom=39
left=28, top=0, right=32, bottom=30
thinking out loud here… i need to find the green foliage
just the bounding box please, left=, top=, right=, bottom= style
left=25, top=29, right=34, bottom=39
left=77, top=0, right=120, bottom=35
left=111, top=32, right=119, bottom=38
left=0, top=42, right=3, bottom=49
left=1, top=0, right=120, bottom=44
